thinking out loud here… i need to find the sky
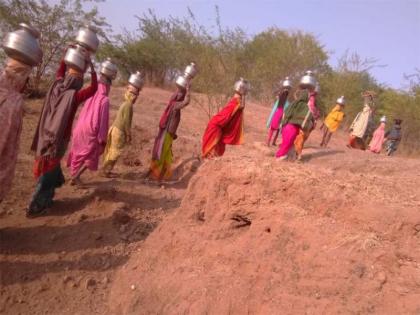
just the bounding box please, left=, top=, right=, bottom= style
left=83, top=0, right=420, bottom=89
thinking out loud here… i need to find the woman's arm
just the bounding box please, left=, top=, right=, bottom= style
left=74, top=68, right=98, bottom=105
left=56, top=59, right=66, bottom=79
left=173, top=93, right=191, bottom=110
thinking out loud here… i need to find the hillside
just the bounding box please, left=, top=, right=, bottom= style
left=1, top=87, right=419, bottom=315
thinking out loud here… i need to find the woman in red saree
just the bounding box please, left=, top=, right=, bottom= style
left=202, top=78, right=249, bottom=158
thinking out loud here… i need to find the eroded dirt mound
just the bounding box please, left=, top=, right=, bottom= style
left=109, top=148, right=420, bottom=314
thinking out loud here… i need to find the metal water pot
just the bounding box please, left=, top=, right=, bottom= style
left=299, top=70, right=317, bottom=89
left=64, top=44, right=88, bottom=72
left=282, top=76, right=292, bottom=89
left=183, top=62, right=197, bottom=79
left=175, top=75, right=189, bottom=89
left=100, top=58, right=117, bottom=80
left=75, top=25, right=99, bottom=53
left=234, top=78, right=250, bottom=95
left=336, top=96, right=345, bottom=105
left=2, top=23, right=43, bottom=66
left=128, top=71, right=144, bottom=90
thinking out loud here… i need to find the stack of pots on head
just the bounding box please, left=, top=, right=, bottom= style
left=64, top=24, right=100, bottom=73
left=175, top=62, right=197, bottom=89
left=234, top=77, right=251, bottom=95
left=299, top=70, right=317, bottom=91
left=128, top=71, right=144, bottom=95
left=100, top=58, right=118, bottom=81
left=2, top=23, right=43, bottom=66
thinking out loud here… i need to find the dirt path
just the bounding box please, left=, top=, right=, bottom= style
left=1, top=87, right=419, bottom=314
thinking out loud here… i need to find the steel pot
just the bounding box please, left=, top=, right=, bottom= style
left=100, top=58, right=117, bottom=80
left=299, top=70, right=317, bottom=89
left=64, top=44, right=88, bottom=72
left=183, top=62, right=197, bottom=79
left=282, top=76, right=292, bottom=89
left=175, top=75, right=190, bottom=89
left=234, top=78, right=250, bottom=95
left=2, top=23, right=43, bottom=66
left=128, top=71, right=144, bottom=90
left=75, top=25, right=99, bottom=53
left=336, top=96, right=345, bottom=105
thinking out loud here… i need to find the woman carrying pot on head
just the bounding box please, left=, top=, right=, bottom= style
left=0, top=24, right=42, bottom=203
left=293, top=82, right=320, bottom=162
left=149, top=78, right=191, bottom=181
left=320, top=96, right=346, bottom=148
left=348, top=91, right=375, bottom=150
left=67, top=59, right=118, bottom=185
left=102, top=75, right=142, bottom=177
left=202, top=78, right=249, bottom=159
left=368, top=116, right=387, bottom=154
left=266, top=77, right=292, bottom=146
left=275, top=71, right=318, bottom=161
left=28, top=45, right=98, bottom=217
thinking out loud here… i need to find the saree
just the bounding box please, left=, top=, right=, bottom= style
left=150, top=131, right=174, bottom=180
left=28, top=74, right=84, bottom=214
left=324, top=105, right=344, bottom=133
left=67, top=82, right=110, bottom=176
left=103, top=126, right=126, bottom=165
left=369, top=123, right=386, bottom=153
left=202, top=96, right=244, bottom=158
left=0, top=59, right=32, bottom=202
left=150, top=90, right=186, bottom=180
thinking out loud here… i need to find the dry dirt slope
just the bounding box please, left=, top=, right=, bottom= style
left=1, top=86, right=420, bottom=315
left=109, top=139, right=420, bottom=314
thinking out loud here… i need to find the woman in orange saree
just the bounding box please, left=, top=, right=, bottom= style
left=202, top=78, right=249, bottom=158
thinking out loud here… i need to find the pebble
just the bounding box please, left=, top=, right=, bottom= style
left=85, top=278, right=96, bottom=289
left=63, top=275, right=73, bottom=284
left=78, top=214, right=89, bottom=222
left=130, top=284, right=136, bottom=290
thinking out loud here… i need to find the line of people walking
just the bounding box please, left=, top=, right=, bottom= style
left=0, top=23, right=403, bottom=217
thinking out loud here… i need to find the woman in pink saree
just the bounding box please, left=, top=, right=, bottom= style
left=369, top=116, right=386, bottom=154
left=67, top=75, right=111, bottom=185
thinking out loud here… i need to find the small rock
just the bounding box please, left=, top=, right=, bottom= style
left=265, top=227, right=271, bottom=233
left=95, top=233, right=103, bottom=241
left=63, top=275, right=73, bottom=284
left=130, top=284, right=136, bottom=290
left=78, top=214, right=89, bottom=222
left=102, top=276, right=110, bottom=284
left=160, top=185, right=165, bottom=190
left=85, top=278, right=96, bottom=289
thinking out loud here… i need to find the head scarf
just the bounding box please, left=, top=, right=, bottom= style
left=1, top=58, right=32, bottom=92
